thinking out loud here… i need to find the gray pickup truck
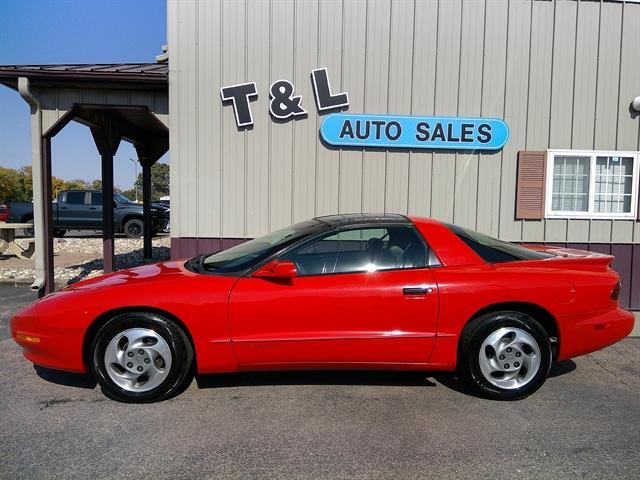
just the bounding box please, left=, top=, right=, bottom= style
left=6, top=190, right=169, bottom=238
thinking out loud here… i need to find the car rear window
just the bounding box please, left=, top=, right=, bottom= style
left=447, top=224, right=555, bottom=263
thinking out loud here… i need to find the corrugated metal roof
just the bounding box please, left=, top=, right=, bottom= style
left=0, top=63, right=167, bottom=83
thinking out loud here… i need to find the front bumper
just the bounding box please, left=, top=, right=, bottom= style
left=10, top=301, right=87, bottom=373
left=558, top=307, right=635, bottom=360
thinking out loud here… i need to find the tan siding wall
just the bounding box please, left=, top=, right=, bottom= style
left=169, top=0, right=640, bottom=243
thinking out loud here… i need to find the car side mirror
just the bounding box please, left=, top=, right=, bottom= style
left=253, top=260, right=298, bottom=279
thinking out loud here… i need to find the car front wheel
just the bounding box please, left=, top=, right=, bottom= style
left=458, top=311, right=552, bottom=400
left=90, top=312, right=193, bottom=403
left=123, top=218, right=144, bottom=238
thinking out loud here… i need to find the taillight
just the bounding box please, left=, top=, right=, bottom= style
left=611, top=281, right=621, bottom=301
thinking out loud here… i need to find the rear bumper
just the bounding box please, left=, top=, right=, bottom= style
left=558, top=307, right=635, bottom=360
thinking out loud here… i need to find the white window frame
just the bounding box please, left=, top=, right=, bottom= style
left=545, top=149, right=640, bottom=220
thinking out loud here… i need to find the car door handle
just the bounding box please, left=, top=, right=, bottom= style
left=403, top=286, right=433, bottom=295
left=89, top=207, right=97, bottom=210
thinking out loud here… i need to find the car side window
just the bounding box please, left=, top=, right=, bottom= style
left=91, top=192, right=103, bottom=206
left=283, top=226, right=430, bottom=276
left=65, top=191, right=87, bottom=205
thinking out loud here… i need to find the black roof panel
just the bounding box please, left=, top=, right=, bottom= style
left=314, top=213, right=410, bottom=226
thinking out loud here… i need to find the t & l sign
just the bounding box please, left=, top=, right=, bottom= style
left=220, top=67, right=509, bottom=151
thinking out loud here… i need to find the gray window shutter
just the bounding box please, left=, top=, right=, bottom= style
left=516, top=151, right=547, bottom=220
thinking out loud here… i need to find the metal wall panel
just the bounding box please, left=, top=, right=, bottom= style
left=361, top=0, right=390, bottom=214
left=269, top=0, right=295, bottom=231
left=316, top=0, right=342, bottom=217
left=338, top=0, right=366, bottom=214
left=385, top=0, right=414, bottom=215
left=221, top=0, right=247, bottom=237
left=430, top=0, right=461, bottom=223
left=407, top=0, right=438, bottom=218
left=476, top=0, right=507, bottom=236
left=454, top=0, right=484, bottom=230
left=246, top=0, right=272, bottom=237
left=292, top=0, right=319, bottom=223
left=168, top=0, right=640, bottom=244
left=499, top=0, right=531, bottom=243
left=198, top=0, right=223, bottom=239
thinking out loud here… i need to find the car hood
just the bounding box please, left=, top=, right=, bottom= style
left=68, top=259, right=197, bottom=290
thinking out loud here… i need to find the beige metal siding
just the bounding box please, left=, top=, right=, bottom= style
left=169, top=0, right=640, bottom=243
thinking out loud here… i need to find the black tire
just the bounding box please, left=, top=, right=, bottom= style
left=123, top=218, right=143, bottom=238
left=23, top=219, right=34, bottom=237
left=53, top=228, right=66, bottom=238
left=458, top=311, right=552, bottom=400
left=90, top=312, right=193, bottom=403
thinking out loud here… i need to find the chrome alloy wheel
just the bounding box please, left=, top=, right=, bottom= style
left=478, top=327, right=541, bottom=390
left=104, top=328, right=173, bottom=393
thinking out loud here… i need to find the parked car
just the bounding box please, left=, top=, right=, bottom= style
left=0, top=204, right=7, bottom=222
left=6, top=190, right=169, bottom=238
left=11, top=214, right=634, bottom=403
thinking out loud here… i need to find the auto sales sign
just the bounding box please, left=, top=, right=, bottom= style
left=220, top=67, right=509, bottom=151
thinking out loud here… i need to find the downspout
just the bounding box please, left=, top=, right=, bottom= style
left=17, top=77, right=45, bottom=292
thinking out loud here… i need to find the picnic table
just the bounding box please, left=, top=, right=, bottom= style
left=0, top=222, right=35, bottom=259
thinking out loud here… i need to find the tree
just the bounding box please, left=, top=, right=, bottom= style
left=133, top=162, right=169, bottom=201
left=0, top=167, right=26, bottom=202
left=52, top=176, right=67, bottom=199
left=90, top=179, right=102, bottom=190
left=64, top=178, right=89, bottom=190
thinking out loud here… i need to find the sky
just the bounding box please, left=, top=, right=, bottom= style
left=0, top=0, right=167, bottom=191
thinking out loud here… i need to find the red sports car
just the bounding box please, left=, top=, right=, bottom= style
left=11, top=214, right=634, bottom=402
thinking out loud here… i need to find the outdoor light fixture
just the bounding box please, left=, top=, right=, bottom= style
left=632, top=96, right=640, bottom=112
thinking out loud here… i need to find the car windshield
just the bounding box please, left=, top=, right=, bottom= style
left=196, top=219, right=327, bottom=274
left=447, top=224, right=555, bottom=263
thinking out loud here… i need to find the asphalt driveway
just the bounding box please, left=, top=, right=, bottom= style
left=1, top=284, right=639, bottom=479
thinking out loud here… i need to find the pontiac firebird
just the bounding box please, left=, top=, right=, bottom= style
left=11, top=214, right=634, bottom=402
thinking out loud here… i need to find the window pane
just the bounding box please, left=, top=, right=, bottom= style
left=285, top=226, right=428, bottom=275
left=594, top=156, right=633, bottom=213
left=550, top=156, right=590, bottom=212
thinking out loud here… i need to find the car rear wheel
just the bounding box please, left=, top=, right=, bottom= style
left=123, top=218, right=143, bottom=238
left=458, top=311, right=552, bottom=400
left=90, top=312, right=193, bottom=403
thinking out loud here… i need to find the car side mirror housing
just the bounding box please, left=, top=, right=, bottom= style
left=253, top=260, right=298, bottom=279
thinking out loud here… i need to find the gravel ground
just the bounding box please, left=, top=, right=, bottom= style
left=0, top=236, right=170, bottom=283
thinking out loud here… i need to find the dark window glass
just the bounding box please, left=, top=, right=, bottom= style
left=447, top=224, right=555, bottom=263
left=91, top=193, right=103, bottom=206
left=284, top=226, right=429, bottom=276
left=199, top=219, right=328, bottom=274
left=65, top=191, right=86, bottom=205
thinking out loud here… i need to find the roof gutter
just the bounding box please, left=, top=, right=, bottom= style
left=17, top=77, right=46, bottom=293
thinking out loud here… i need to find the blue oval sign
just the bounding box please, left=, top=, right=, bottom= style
left=320, top=114, right=509, bottom=150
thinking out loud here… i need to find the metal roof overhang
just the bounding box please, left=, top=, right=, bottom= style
left=0, top=63, right=168, bottom=91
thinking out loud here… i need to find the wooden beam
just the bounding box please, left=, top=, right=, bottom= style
left=91, top=124, right=122, bottom=274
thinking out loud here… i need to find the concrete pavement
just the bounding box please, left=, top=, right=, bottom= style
left=1, top=285, right=639, bottom=479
